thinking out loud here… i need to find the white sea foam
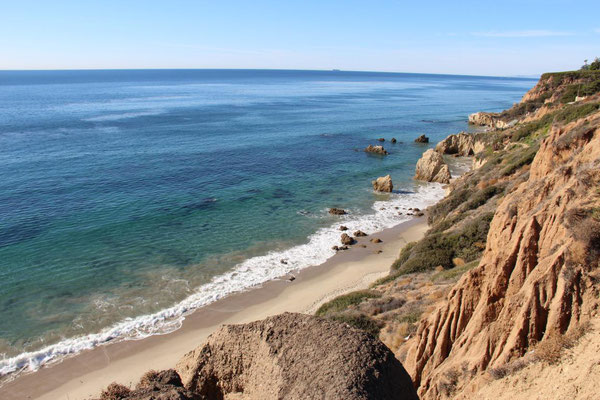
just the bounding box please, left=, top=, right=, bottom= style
left=0, top=182, right=445, bottom=377
left=84, top=110, right=164, bottom=122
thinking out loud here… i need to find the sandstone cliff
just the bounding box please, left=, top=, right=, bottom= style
left=404, top=110, right=600, bottom=399
left=434, top=132, right=486, bottom=156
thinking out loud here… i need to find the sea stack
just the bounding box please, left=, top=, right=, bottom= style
left=414, top=149, right=451, bottom=183
left=372, top=175, right=393, bottom=192
left=414, top=134, right=429, bottom=143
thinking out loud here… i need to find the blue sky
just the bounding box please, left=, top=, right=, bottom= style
left=1, top=0, right=599, bottom=76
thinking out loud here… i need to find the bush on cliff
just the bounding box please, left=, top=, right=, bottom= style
left=316, top=290, right=381, bottom=316
left=392, top=212, right=494, bottom=275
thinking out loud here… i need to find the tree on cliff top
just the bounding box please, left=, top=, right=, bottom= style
left=582, top=57, right=600, bottom=71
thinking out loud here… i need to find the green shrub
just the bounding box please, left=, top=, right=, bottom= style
left=330, top=313, right=381, bottom=336
left=427, top=188, right=471, bottom=224
left=554, top=103, right=600, bottom=124
left=511, top=113, right=553, bottom=142
left=432, top=259, right=480, bottom=282
left=500, top=145, right=539, bottom=176
left=316, top=290, right=381, bottom=316
left=465, top=185, right=503, bottom=210
left=392, top=212, right=494, bottom=275
left=391, top=241, right=416, bottom=270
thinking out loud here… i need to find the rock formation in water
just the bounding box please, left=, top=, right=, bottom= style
left=372, top=175, right=393, bottom=192
left=365, top=145, right=389, bottom=155
left=329, top=208, right=347, bottom=215
left=414, top=149, right=451, bottom=183
left=414, top=134, right=429, bottom=143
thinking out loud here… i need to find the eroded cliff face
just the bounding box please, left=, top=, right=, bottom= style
left=404, top=113, right=600, bottom=399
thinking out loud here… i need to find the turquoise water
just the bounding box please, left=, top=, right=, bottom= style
left=0, top=70, right=535, bottom=374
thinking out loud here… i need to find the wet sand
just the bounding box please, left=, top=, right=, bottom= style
left=0, top=217, right=428, bottom=400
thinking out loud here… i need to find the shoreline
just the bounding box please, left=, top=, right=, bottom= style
left=0, top=217, right=429, bottom=400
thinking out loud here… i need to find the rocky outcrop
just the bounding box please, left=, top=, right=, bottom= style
left=341, top=233, right=355, bottom=245
left=372, top=175, right=393, bottom=192
left=468, top=112, right=512, bottom=129
left=329, top=208, right=347, bottom=215
left=414, top=135, right=429, bottom=143
left=434, top=132, right=485, bottom=156
left=96, top=370, right=194, bottom=400
left=414, top=149, right=451, bottom=183
left=176, top=313, right=419, bottom=400
left=365, top=145, right=389, bottom=155
left=404, top=113, right=600, bottom=399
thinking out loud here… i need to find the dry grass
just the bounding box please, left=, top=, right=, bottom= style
left=136, top=369, right=159, bottom=389
left=534, top=323, right=590, bottom=364
left=489, top=322, right=592, bottom=381
left=99, top=382, right=131, bottom=400
left=488, top=358, right=531, bottom=379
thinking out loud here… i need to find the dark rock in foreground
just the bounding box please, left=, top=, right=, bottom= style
left=177, top=313, right=419, bottom=400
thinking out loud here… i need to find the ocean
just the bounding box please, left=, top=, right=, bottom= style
left=0, top=69, right=535, bottom=375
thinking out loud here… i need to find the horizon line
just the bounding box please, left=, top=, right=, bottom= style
left=0, top=67, right=541, bottom=79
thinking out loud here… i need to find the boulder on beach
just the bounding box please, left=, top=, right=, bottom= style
left=341, top=233, right=355, bottom=245
left=414, top=134, right=429, bottom=143
left=339, top=225, right=348, bottom=231
left=175, top=313, right=419, bottom=400
left=372, top=174, right=393, bottom=192
left=353, top=230, right=368, bottom=237
left=370, top=238, right=382, bottom=243
left=414, top=149, right=451, bottom=184
left=329, top=208, right=347, bottom=215
left=364, top=145, right=389, bottom=155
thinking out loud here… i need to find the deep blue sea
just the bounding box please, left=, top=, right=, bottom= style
left=0, top=69, right=536, bottom=374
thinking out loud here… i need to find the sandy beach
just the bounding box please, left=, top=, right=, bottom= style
left=0, top=217, right=428, bottom=400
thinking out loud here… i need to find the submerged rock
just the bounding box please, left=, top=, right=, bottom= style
left=329, top=208, right=347, bottom=215
left=377, top=137, right=385, bottom=142
left=414, top=149, right=451, bottom=184
left=414, top=134, right=429, bottom=143
left=391, top=137, right=397, bottom=143
left=176, top=313, right=419, bottom=400
left=365, top=145, right=389, bottom=155
left=372, top=174, right=393, bottom=192
left=339, top=225, right=348, bottom=231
